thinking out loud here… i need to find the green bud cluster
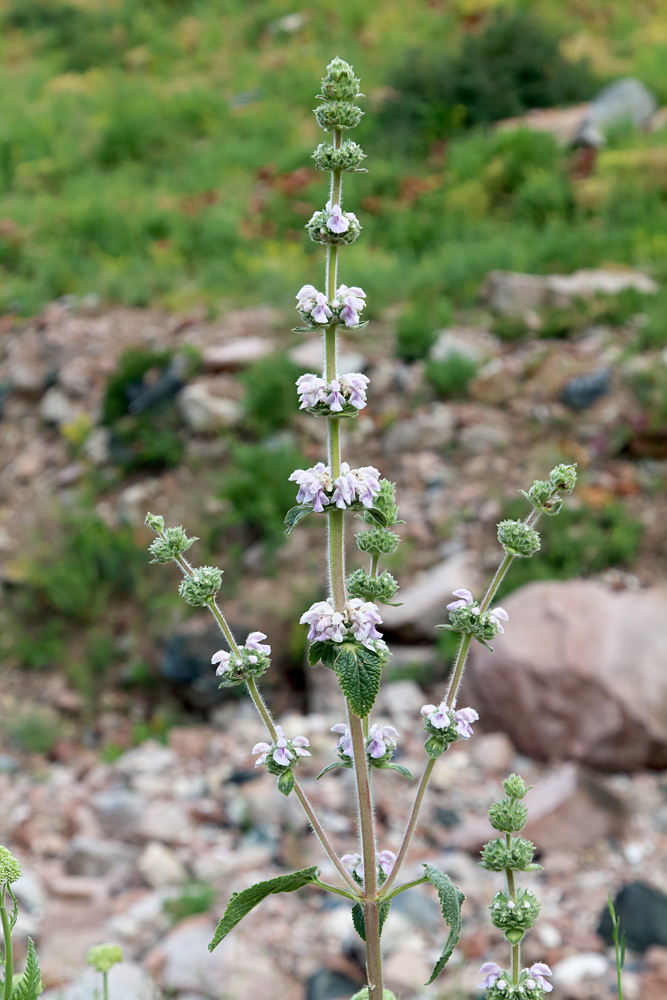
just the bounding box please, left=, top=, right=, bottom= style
left=367, top=479, right=400, bottom=527
left=422, top=711, right=464, bottom=759
left=319, top=57, right=363, bottom=102
left=496, top=520, right=540, bottom=558
left=87, top=944, right=123, bottom=974
left=217, top=647, right=270, bottom=688
left=480, top=836, right=541, bottom=873
left=356, top=527, right=400, bottom=555
left=145, top=512, right=165, bottom=532
left=490, top=889, right=541, bottom=938
left=550, top=462, right=577, bottom=493
left=306, top=207, right=362, bottom=246
left=313, top=140, right=366, bottom=172
left=443, top=605, right=504, bottom=644
left=489, top=798, right=529, bottom=833
left=503, top=773, right=528, bottom=798
left=314, top=101, right=364, bottom=132
left=520, top=463, right=577, bottom=517
left=178, top=566, right=223, bottom=606
left=0, top=845, right=22, bottom=885
left=148, top=525, right=197, bottom=563
left=347, top=568, right=399, bottom=604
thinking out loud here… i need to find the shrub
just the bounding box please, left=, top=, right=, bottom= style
left=395, top=305, right=438, bottom=362
left=241, top=353, right=302, bottom=437
left=425, top=353, right=477, bottom=399
left=163, top=882, right=216, bottom=923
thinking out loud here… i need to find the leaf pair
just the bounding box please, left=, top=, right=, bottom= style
left=284, top=502, right=389, bottom=538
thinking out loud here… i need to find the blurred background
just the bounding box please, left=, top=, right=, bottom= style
left=1, top=1, right=667, bottom=998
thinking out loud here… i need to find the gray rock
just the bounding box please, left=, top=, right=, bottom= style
left=38, top=387, right=83, bottom=426
left=429, top=328, right=488, bottom=363
left=485, top=267, right=657, bottom=314
left=561, top=367, right=611, bottom=410
left=138, top=842, right=189, bottom=888
left=551, top=953, right=609, bottom=988
left=599, top=881, right=667, bottom=953
left=145, top=916, right=231, bottom=994
left=381, top=551, right=480, bottom=641
left=177, top=380, right=242, bottom=432
left=12, top=871, right=47, bottom=914
left=465, top=580, right=667, bottom=770
left=41, top=962, right=156, bottom=1000
left=91, top=789, right=146, bottom=840
left=202, top=337, right=271, bottom=371
left=306, top=970, right=362, bottom=1000
left=63, top=838, right=136, bottom=878
left=82, top=427, right=110, bottom=465
left=384, top=404, right=456, bottom=454
left=576, top=78, right=657, bottom=147
left=139, top=800, right=194, bottom=845
left=375, top=680, right=427, bottom=721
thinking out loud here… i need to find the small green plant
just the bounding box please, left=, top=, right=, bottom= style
left=607, top=896, right=625, bottom=1000
left=87, top=944, right=123, bottom=1000
left=241, top=353, right=303, bottom=438
left=163, top=882, right=216, bottom=923
left=395, top=305, right=438, bottom=362
left=0, top=844, right=42, bottom=1000
left=3, top=705, right=61, bottom=756
left=425, top=353, right=477, bottom=399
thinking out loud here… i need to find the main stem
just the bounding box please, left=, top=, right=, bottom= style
left=324, top=134, right=384, bottom=1000
left=0, top=891, right=13, bottom=1000
left=505, top=834, right=520, bottom=983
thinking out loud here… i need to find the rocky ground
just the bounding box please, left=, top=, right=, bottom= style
left=1, top=271, right=667, bottom=998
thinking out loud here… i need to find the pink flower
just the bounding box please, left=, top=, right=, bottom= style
left=292, top=735, right=311, bottom=758
left=332, top=464, right=357, bottom=508
left=337, top=284, right=366, bottom=311
left=490, top=607, right=509, bottom=633
left=377, top=850, right=396, bottom=878
left=528, top=964, right=553, bottom=992
left=447, top=588, right=474, bottom=611
left=332, top=723, right=353, bottom=757
left=340, top=301, right=359, bottom=326
left=454, top=707, right=479, bottom=740
left=367, top=724, right=399, bottom=758
left=327, top=204, right=349, bottom=234
left=296, top=373, right=326, bottom=409
left=289, top=462, right=332, bottom=512
left=300, top=601, right=346, bottom=643
left=311, top=292, right=333, bottom=324
left=246, top=631, right=271, bottom=655
left=478, top=963, right=503, bottom=989
left=341, top=853, right=363, bottom=876
left=421, top=701, right=449, bottom=729
left=325, top=379, right=346, bottom=412
left=340, top=373, right=369, bottom=409
left=211, top=649, right=231, bottom=676
left=252, top=741, right=271, bottom=767
left=272, top=725, right=293, bottom=767
left=346, top=598, right=383, bottom=648
left=351, top=466, right=381, bottom=506
left=295, top=284, right=318, bottom=311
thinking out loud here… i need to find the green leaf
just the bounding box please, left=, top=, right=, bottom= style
left=316, top=761, right=352, bottom=778
left=284, top=505, right=312, bottom=537
left=277, top=769, right=295, bottom=796
left=422, top=864, right=465, bottom=984
left=11, top=938, right=42, bottom=1000
left=334, top=643, right=383, bottom=717
left=351, top=900, right=392, bottom=941
left=424, top=737, right=446, bottom=759
left=362, top=506, right=388, bottom=527
left=505, top=928, right=524, bottom=945
left=209, top=866, right=320, bottom=952
left=386, top=762, right=415, bottom=780
left=308, top=641, right=337, bottom=669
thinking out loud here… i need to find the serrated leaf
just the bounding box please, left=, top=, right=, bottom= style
left=351, top=900, right=392, bottom=941
left=11, top=938, right=42, bottom=1000
left=423, top=864, right=465, bottom=984
left=209, top=866, right=320, bottom=952
left=308, top=641, right=337, bottom=670
left=385, top=763, right=415, bottom=780
left=277, top=769, right=295, bottom=796
left=334, top=643, right=383, bottom=717
left=284, top=505, right=312, bottom=537
left=316, top=761, right=352, bottom=779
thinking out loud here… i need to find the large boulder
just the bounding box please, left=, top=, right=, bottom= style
left=464, top=580, right=667, bottom=771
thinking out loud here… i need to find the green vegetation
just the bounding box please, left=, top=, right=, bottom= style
left=2, top=704, right=62, bottom=755
left=425, top=353, right=477, bottom=399
left=241, top=353, right=302, bottom=437
left=163, top=881, right=216, bottom=923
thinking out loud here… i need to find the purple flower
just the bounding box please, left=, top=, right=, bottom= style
left=296, top=373, right=327, bottom=409
left=351, top=466, right=381, bottom=506
left=346, top=598, right=383, bottom=648
left=246, top=631, right=271, bottom=655
left=272, top=725, right=294, bottom=767
left=312, top=292, right=333, bottom=324
left=528, top=964, right=553, bottom=992
left=211, top=649, right=231, bottom=676
left=252, top=741, right=271, bottom=767
left=325, top=379, right=346, bottom=412
left=340, top=372, right=369, bottom=409
left=332, top=464, right=357, bottom=508
left=289, top=462, right=332, bottom=512
left=447, top=588, right=475, bottom=611
left=295, top=284, right=319, bottom=312
left=478, top=963, right=503, bottom=989
left=300, top=601, right=346, bottom=643
left=490, top=606, right=509, bottom=633
left=326, top=203, right=349, bottom=234
left=339, top=301, right=359, bottom=326
left=332, top=724, right=353, bottom=757
left=367, top=724, right=399, bottom=759
left=337, top=284, right=366, bottom=311
left=377, top=850, right=396, bottom=878
left=454, top=707, right=479, bottom=740
left=292, top=735, right=311, bottom=758
left=421, top=701, right=449, bottom=729
left=341, top=853, right=363, bottom=877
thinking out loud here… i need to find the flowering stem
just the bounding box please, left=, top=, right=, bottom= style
left=505, top=835, right=520, bottom=983
left=0, top=890, right=13, bottom=1000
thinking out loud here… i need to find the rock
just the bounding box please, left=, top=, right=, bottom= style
left=485, top=268, right=657, bottom=314
left=384, top=949, right=433, bottom=994
left=160, top=627, right=238, bottom=711
left=202, top=337, right=272, bottom=371
left=561, top=368, right=611, bottom=410
left=82, top=427, right=110, bottom=465
left=374, top=680, right=426, bottom=721
left=12, top=870, right=47, bottom=914
left=40, top=962, right=155, bottom=1000
left=91, top=789, right=146, bottom=840
left=465, top=580, right=667, bottom=770
left=138, top=842, right=189, bottom=888
left=306, top=970, right=362, bottom=1000
left=177, top=379, right=242, bottom=432
left=381, top=551, right=480, bottom=641
left=576, top=78, right=658, bottom=147
left=63, top=838, right=136, bottom=878
left=429, top=328, right=485, bottom=363
left=38, top=387, right=83, bottom=426
left=470, top=357, right=521, bottom=406
left=168, top=726, right=213, bottom=759
left=458, top=421, right=509, bottom=453
left=107, top=890, right=170, bottom=950
left=6, top=331, right=51, bottom=395
left=383, top=403, right=456, bottom=454
left=551, top=953, right=609, bottom=988
left=139, top=800, right=194, bottom=845
left=642, top=946, right=667, bottom=1000
left=599, top=882, right=667, bottom=953
left=115, top=741, right=176, bottom=778
left=467, top=732, right=515, bottom=773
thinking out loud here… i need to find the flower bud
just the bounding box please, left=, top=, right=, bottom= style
left=145, top=512, right=164, bottom=532
left=356, top=527, right=401, bottom=555
left=480, top=836, right=541, bottom=873
left=87, top=944, right=123, bottom=974
left=313, top=140, right=366, bottom=172
left=0, top=845, right=22, bottom=886
left=490, top=889, right=541, bottom=937
left=503, top=773, right=528, bottom=799
left=489, top=798, right=529, bottom=833
left=365, top=479, right=400, bottom=526
left=314, top=101, right=364, bottom=132
left=497, top=520, right=541, bottom=558
left=319, top=57, right=363, bottom=102
left=178, top=566, right=223, bottom=606
left=550, top=462, right=577, bottom=493
left=149, top=525, right=197, bottom=563
left=347, top=568, right=399, bottom=604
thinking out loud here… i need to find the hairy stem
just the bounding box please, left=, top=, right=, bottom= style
left=0, top=891, right=13, bottom=1000
left=506, top=834, right=520, bottom=983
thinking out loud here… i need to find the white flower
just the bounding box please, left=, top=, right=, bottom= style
left=296, top=373, right=327, bottom=408
left=211, top=649, right=231, bottom=676
left=246, top=631, right=271, bottom=655
left=489, top=606, right=509, bottom=633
